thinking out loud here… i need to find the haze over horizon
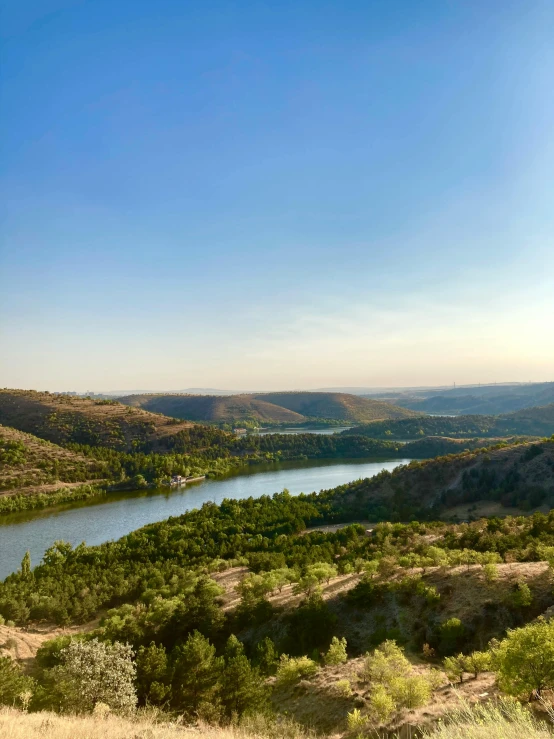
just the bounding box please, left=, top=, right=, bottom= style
left=2, top=0, right=554, bottom=391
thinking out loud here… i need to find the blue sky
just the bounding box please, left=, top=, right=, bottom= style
left=1, top=0, right=553, bottom=391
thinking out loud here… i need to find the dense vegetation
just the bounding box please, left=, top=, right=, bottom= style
left=345, top=405, right=554, bottom=439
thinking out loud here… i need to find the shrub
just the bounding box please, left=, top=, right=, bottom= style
left=334, top=679, right=352, bottom=697
left=369, top=684, right=396, bottom=723
left=47, top=638, right=136, bottom=714
left=347, top=707, right=368, bottom=731
left=324, top=636, right=348, bottom=665
left=275, top=656, right=318, bottom=686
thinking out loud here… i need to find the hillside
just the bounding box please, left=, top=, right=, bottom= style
left=117, top=393, right=306, bottom=423
left=119, top=391, right=420, bottom=425
left=334, top=438, right=554, bottom=521
left=0, top=425, right=110, bottom=496
left=0, top=389, right=226, bottom=453
left=253, top=392, right=419, bottom=422
left=345, top=403, right=554, bottom=439
left=376, top=382, right=554, bottom=416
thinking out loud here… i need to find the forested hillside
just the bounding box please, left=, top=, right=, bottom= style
left=347, top=403, right=554, bottom=439
left=3, top=439, right=554, bottom=736
left=118, top=391, right=418, bottom=424
left=0, top=425, right=109, bottom=493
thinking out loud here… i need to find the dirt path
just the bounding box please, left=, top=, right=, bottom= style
left=0, top=620, right=99, bottom=667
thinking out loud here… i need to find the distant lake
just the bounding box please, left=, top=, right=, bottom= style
left=0, top=456, right=410, bottom=579
left=249, top=426, right=353, bottom=435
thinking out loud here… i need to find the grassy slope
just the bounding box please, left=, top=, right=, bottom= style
left=0, top=390, right=198, bottom=452
left=0, top=425, right=110, bottom=496
left=117, top=394, right=306, bottom=423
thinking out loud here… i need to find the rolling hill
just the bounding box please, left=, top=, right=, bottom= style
left=344, top=403, right=554, bottom=440
left=118, top=391, right=418, bottom=424
left=117, top=393, right=305, bottom=423
left=0, top=389, right=223, bottom=453
left=373, top=381, right=554, bottom=416
left=335, top=437, right=554, bottom=521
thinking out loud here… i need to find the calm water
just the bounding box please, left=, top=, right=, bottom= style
left=249, top=426, right=353, bottom=435
left=0, top=457, right=410, bottom=579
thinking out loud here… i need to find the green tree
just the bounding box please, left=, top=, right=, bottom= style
left=254, top=637, right=278, bottom=676
left=136, top=642, right=171, bottom=706
left=493, top=619, right=554, bottom=699
left=20, top=551, right=32, bottom=579
left=49, top=638, right=136, bottom=714
left=324, top=636, right=348, bottom=665
left=171, top=630, right=223, bottom=719
left=220, top=635, right=268, bottom=718
left=0, top=656, right=34, bottom=707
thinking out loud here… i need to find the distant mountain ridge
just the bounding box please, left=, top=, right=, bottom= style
left=117, top=391, right=419, bottom=424
left=367, top=381, right=554, bottom=416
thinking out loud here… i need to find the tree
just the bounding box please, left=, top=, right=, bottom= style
left=493, top=619, right=554, bottom=699
left=136, top=642, right=171, bottom=706
left=220, top=635, right=268, bottom=718
left=171, top=630, right=223, bottom=719
left=20, top=551, right=31, bottom=579
left=275, top=655, right=318, bottom=686
left=508, top=581, right=532, bottom=608
left=324, top=636, right=348, bottom=665
left=0, top=656, right=34, bottom=707
left=463, top=651, right=491, bottom=679
left=254, top=637, right=278, bottom=676
left=51, top=638, right=136, bottom=714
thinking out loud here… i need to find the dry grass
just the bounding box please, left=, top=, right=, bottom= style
left=423, top=700, right=554, bottom=738
left=0, top=709, right=313, bottom=739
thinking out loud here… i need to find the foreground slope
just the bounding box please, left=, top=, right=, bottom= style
left=0, top=389, right=220, bottom=452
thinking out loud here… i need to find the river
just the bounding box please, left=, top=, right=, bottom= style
left=0, top=457, right=411, bottom=579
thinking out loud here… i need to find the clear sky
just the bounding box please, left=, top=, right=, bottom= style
left=1, top=0, right=553, bottom=392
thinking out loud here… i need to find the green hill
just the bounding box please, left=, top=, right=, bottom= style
left=334, top=437, right=554, bottom=521
left=117, top=391, right=419, bottom=424
left=344, top=403, right=554, bottom=440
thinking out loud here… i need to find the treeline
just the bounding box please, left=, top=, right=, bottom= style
left=344, top=413, right=554, bottom=440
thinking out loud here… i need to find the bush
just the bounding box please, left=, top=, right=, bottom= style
left=334, top=679, right=352, bottom=697
left=45, top=638, right=136, bottom=714
left=275, top=656, right=318, bottom=686
left=324, top=636, right=347, bottom=665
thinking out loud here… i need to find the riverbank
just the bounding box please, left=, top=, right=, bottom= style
left=0, top=457, right=411, bottom=579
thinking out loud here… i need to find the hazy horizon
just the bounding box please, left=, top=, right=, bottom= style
left=2, top=1, right=553, bottom=390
